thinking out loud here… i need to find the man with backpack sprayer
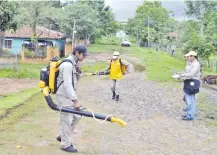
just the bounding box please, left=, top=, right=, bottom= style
left=55, top=45, right=89, bottom=153
left=39, top=44, right=89, bottom=153
left=96, top=51, right=131, bottom=101
left=39, top=46, right=126, bottom=153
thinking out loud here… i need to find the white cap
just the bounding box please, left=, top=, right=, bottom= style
left=113, top=51, right=120, bottom=59
left=186, top=51, right=197, bottom=56
left=184, top=53, right=189, bottom=57
left=113, top=51, right=120, bottom=56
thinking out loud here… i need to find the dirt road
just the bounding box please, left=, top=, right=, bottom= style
left=0, top=78, right=37, bottom=95
left=0, top=72, right=217, bottom=155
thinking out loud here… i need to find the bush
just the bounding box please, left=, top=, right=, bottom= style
left=128, top=36, right=136, bottom=43
left=95, top=36, right=121, bottom=45
left=197, top=42, right=215, bottom=60
left=3, top=48, right=9, bottom=53
left=0, top=48, right=16, bottom=57
left=183, top=36, right=215, bottom=60
left=24, top=49, right=38, bottom=58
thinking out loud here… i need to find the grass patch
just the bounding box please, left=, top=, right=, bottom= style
left=203, top=68, right=217, bottom=76
left=94, top=36, right=121, bottom=45
left=131, top=47, right=185, bottom=81
left=0, top=92, right=44, bottom=131
left=81, top=61, right=108, bottom=73
left=0, top=63, right=45, bottom=79
left=131, top=62, right=146, bottom=72
left=0, top=88, right=39, bottom=117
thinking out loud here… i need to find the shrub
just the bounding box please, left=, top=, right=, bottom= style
left=95, top=36, right=121, bottom=45
left=24, top=49, right=38, bottom=58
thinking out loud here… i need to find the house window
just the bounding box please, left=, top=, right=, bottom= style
left=4, top=40, right=12, bottom=49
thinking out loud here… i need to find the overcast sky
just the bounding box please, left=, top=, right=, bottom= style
left=105, top=0, right=186, bottom=21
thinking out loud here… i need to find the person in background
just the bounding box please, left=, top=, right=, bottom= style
left=178, top=51, right=201, bottom=120
left=96, top=51, right=131, bottom=101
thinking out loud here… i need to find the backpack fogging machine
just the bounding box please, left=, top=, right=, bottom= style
left=38, top=57, right=126, bottom=127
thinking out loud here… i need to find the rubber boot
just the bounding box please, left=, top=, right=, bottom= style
left=116, top=95, right=119, bottom=101
left=61, top=145, right=78, bottom=153
left=56, top=135, right=61, bottom=142
left=112, top=92, right=116, bottom=100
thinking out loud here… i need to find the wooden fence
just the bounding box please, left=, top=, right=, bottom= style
left=21, top=46, right=59, bottom=64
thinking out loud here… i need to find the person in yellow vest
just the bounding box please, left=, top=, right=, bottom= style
left=97, top=51, right=131, bottom=101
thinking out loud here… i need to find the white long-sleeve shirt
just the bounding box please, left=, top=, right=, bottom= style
left=55, top=55, right=81, bottom=105
left=181, top=59, right=201, bottom=80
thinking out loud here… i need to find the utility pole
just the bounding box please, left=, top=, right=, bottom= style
left=136, top=27, right=138, bottom=44
left=72, top=19, right=76, bottom=50
left=148, top=16, right=150, bottom=47
left=200, top=3, right=204, bottom=37
left=72, top=0, right=76, bottom=50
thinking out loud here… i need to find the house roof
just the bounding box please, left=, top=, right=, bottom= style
left=5, top=26, right=65, bottom=39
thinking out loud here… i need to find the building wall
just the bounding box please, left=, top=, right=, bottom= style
left=65, top=43, right=72, bottom=57
left=4, top=38, right=24, bottom=54
left=21, top=46, right=59, bottom=64
left=4, top=38, right=65, bottom=55
left=46, top=39, right=65, bottom=54
left=64, top=39, right=88, bottom=57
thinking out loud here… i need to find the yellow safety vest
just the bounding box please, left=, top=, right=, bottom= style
left=110, top=59, right=123, bottom=80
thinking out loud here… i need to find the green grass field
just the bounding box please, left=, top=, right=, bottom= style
left=0, top=88, right=39, bottom=117
left=0, top=63, right=45, bottom=79
left=0, top=92, right=44, bottom=131
left=131, top=47, right=185, bottom=81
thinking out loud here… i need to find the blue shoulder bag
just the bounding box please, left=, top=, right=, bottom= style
left=183, top=79, right=200, bottom=95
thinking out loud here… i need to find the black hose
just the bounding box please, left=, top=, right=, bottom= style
left=45, top=95, right=111, bottom=121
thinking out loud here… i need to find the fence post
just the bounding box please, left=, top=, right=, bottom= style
left=0, top=31, right=4, bottom=53
left=15, top=52, right=18, bottom=77
left=216, top=59, right=217, bottom=73
left=21, top=45, right=25, bottom=62
left=211, top=59, right=213, bottom=70
left=16, top=50, right=18, bottom=72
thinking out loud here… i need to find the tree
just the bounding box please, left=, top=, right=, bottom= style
left=15, top=1, right=62, bottom=33
left=178, top=20, right=200, bottom=45
left=0, top=1, right=18, bottom=53
left=125, top=18, right=139, bottom=42
left=40, top=7, right=62, bottom=31
left=14, top=1, right=62, bottom=52
left=182, top=0, right=217, bottom=60
left=78, top=0, right=119, bottom=37
left=61, top=3, right=99, bottom=42
left=97, top=6, right=119, bottom=36
left=185, top=1, right=217, bottom=37
left=183, top=35, right=215, bottom=62
left=0, top=1, right=18, bottom=32
left=126, top=1, right=171, bottom=47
